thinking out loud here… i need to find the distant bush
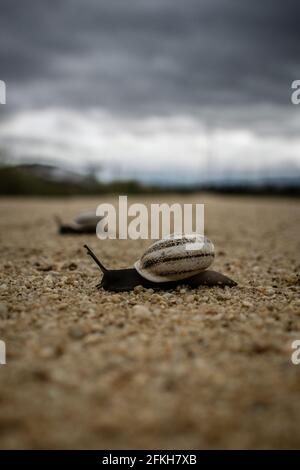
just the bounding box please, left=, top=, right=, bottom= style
left=0, top=165, right=154, bottom=196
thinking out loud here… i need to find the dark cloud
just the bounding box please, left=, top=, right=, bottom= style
left=0, top=0, right=300, bottom=129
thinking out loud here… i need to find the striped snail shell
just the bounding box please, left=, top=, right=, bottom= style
left=134, top=234, right=214, bottom=283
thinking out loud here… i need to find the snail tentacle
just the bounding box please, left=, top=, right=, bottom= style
left=84, top=245, right=107, bottom=273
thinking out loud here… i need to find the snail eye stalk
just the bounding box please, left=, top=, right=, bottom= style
left=84, top=245, right=107, bottom=273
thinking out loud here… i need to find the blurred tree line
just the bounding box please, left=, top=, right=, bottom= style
left=0, top=149, right=299, bottom=197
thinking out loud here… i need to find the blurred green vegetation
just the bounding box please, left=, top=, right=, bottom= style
left=0, top=165, right=152, bottom=196
left=0, top=163, right=299, bottom=197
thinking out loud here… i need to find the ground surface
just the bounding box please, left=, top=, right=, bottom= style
left=0, top=195, right=299, bottom=449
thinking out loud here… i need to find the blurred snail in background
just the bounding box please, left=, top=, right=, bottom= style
left=85, top=233, right=237, bottom=292
left=56, top=211, right=105, bottom=234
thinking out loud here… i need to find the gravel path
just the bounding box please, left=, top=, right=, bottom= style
left=0, top=195, right=299, bottom=449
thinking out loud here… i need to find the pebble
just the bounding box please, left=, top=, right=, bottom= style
left=4, top=261, right=13, bottom=269
left=58, top=302, right=68, bottom=311
left=0, top=302, right=8, bottom=318
left=68, top=326, right=85, bottom=339
left=217, top=291, right=231, bottom=301
left=185, top=294, right=195, bottom=302
left=265, top=287, right=275, bottom=296
left=44, top=275, right=54, bottom=287
left=37, top=264, right=53, bottom=272
left=110, top=294, right=122, bottom=303
left=163, top=293, right=173, bottom=299
left=132, top=305, right=151, bottom=318
left=39, top=346, right=59, bottom=359
left=133, top=285, right=144, bottom=293
left=68, top=262, right=77, bottom=271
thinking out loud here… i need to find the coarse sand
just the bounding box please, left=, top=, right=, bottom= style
left=0, top=194, right=299, bottom=449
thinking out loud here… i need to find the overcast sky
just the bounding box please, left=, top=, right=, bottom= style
left=0, top=0, right=300, bottom=183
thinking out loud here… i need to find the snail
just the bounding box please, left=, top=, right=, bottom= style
left=55, top=211, right=105, bottom=235
left=84, top=234, right=237, bottom=292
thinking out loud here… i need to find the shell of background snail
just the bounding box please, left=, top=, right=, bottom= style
left=56, top=210, right=105, bottom=234
left=134, top=234, right=215, bottom=282
left=74, top=211, right=102, bottom=229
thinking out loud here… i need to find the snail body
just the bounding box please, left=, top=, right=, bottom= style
left=84, top=234, right=237, bottom=292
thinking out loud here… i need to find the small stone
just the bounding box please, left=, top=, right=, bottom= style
left=284, top=274, right=299, bottom=285
left=205, top=308, right=218, bottom=315
left=58, top=302, right=68, bottom=311
left=217, top=292, right=231, bottom=301
left=163, top=293, right=173, bottom=299
left=39, top=346, right=57, bottom=359
left=133, top=285, right=144, bottom=293
left=69, top=326, right=85, bottom=339
left=150, top=294, right=161, bottom=303
left=185, top=294, right=195, bottom=302
left=37, top=264, right=53, bottom=272
left=0, top=302, right=8, bottom=318
left=132, top=305, right=151, bottom=317
left=242, top=300, right=253, bottom=308
left=44, top=275, right=54, bottom=287
left=265, top=287, right=275, bottom=296
left=68, top=262, right=77, bottom=271
left=83, top=333, right=102, bottom=345
left=110, top=294, right=122, bottom=303
left=4, top=261, right=13, bottom=269
left=32, top=368, right=51, bottom=382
